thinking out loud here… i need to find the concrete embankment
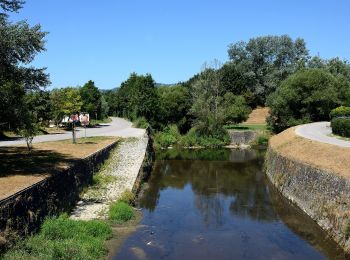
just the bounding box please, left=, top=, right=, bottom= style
left=71, top=133, right=154, bottom=220
left=227, top=130, right=257, bottom=146
left=265, top=127, right=350, bottom=253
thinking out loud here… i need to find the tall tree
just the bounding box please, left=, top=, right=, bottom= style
left=114, top=73, right=159, bottom=126
left=0, top=0, right=49, bottom=131
left=51, top=87, right=82, bottom=126
left=227, top=35, right=309, bottom=106
left=80, top=80, right=102, bottom=120
left=25, top=90, right=52, bottom=126
left=0, top=0, right=49, bottom=90
left=191, top=62, right=250, bottom=137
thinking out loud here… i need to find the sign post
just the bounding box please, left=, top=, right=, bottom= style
left=80, top=113, right=90, bottom=138
left=69, top=114, right=79, bottom=144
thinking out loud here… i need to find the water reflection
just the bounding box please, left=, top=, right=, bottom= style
left=115, top=149, right=348, bottom=260
left=139, top=149, right=274, bottom=225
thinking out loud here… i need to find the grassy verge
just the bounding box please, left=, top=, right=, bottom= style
left=2, top=189, right=138, bottom=259
left=224, top=123, right=268, bottom=131
left=328, top=133, right=350, bottom=142
left=2, top=215, right=112, bottom=260
left=89, top=117, right=112, bottom=127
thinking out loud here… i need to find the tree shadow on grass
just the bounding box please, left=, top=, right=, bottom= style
left=0, top=146, right=78, bottom=178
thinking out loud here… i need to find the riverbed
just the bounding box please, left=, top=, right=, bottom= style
left=113, top=148, right=348, bottom=259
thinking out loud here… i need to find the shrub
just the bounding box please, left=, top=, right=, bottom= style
left=180, top=127, right=230, bottom=148
left=118, top=190, right=135, bottom=204
left=108, top=201, right=134, bottom=223
left=133, top=117, right=149, bottom=129
left=331, top=117, right=350, bottom=137
left=330, top=106, right=350, bottom=119
left=180, top=128, right=199, bottom=147
left=250, top=132, right=270, bottom=146
left=154, top=125, right=181, bottom=148
left=267, top=69, right=350, bottom=133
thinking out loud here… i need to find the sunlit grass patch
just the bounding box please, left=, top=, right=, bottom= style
left=108, top=201, right=134, bottom=224
left=3, top=215, right=112, bottom=260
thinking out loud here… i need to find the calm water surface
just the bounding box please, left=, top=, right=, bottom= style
left=115, top=149, right=348, bottom=260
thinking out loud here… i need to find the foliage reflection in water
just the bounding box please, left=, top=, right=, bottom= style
left=114, top=149, right=347, bottom=260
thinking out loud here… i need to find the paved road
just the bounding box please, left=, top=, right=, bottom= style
left=295, top=121, right=350, bottom=148
left=0, top=117, right=145, bottom=147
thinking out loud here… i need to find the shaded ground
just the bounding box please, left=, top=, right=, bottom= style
left=270, top=127, right=350, bottom=178
left=0, top=137, right=117, bottom=200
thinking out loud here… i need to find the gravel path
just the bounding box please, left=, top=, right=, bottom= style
left=295, top=122, right=350, bottom=148
left=0, top=117, right=145, bottom=147
left=70, top=136, right=148, bottom=220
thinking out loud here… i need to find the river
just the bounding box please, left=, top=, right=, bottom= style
left=114, top=148, right=348, bottom=259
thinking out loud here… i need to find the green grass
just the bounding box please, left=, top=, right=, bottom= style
left=92, top=174, right=117, bottom=188
left=224, top=123, right=267, bottom=131
left=3, top=215, right=112, bottom=260
left=108, top=201, right=134, bottom=224
left=118, top=190, right=135, bottom=204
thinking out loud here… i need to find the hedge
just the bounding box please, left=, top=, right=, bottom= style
left=330, top=106, right=350, bottom=119
left=331, top=117, right=350, bottom=138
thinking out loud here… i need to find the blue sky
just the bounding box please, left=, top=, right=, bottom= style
left=9, top=0, right=350, bottom=89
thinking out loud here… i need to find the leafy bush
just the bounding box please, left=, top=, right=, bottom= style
left=180, top=128, right=199, bottom=147
left=180, top=127, right=230, bottom=148
left=154, top=125, right=181, bottom=148
left=267, top=69, right=350, bottom=133
left=331, top=117, right=350, bottom=137
left=3, top=215, right=112, bottom=260
left=118, top=190, right=135, bottom=204
left=133, top=117, right=149, bottom=129
left=330, top=106, right=350, bottom=119
left=250, top=132, right=270, bottom=146
left=108, top=201, right=134, bottom=223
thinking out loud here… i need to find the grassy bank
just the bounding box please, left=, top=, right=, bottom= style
left=3, top=215, right=112, bottom=260
left=2, top=191, right=137, bottom=260
left=224, top=123, right=268, bottom=131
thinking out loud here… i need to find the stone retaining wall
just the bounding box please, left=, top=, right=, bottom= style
left=265, top=147, right=350, bottom=253
left=228, top=130, right=257, bottom=145
left=0, top=141, right=118, bottom=252
left=132, top=128, right=155, bottom=195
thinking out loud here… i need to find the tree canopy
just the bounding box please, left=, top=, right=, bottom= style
left=267, top=69, right=350, bottom=132
left=80, top=80, right=102, bottom=120
left=0, top=0, right=49, bottom=90
left=227, top=35, right=309, bottom=106
left=0, top=0, right=49, bottom=133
